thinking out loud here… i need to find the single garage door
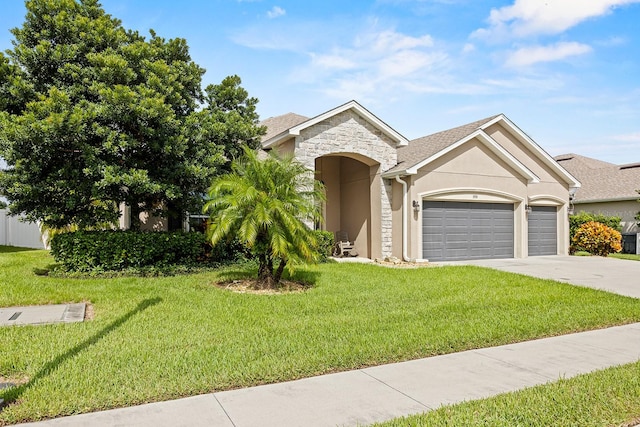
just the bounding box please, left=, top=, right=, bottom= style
left=422, top=201, right=514, bottom=261
left=528, top=206, right=557, bottom=256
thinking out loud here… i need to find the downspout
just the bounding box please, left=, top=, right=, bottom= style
left=394, top=175, right=411, bottom=262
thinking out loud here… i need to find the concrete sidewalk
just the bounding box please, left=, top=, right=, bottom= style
left=14, top=322, right=640, bottom=427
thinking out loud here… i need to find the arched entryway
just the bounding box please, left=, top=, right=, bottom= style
left=315, top=154, right=382, bottom=259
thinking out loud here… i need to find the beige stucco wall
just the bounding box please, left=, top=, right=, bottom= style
left=397, top=133, right=572, bottom=260
left=316, top=156, right=377, bottom=258
left=339, top=157, right=371, bottom=257
left=118, top=202, right=169, bottom=232
left=277, top=138, right=296, bottom=156
left=139, top=212, right=168, bottom=232
left=316, top=157, right=341, bottom=233
left=574, top=200, right=639, bottom=233
left=484, top=123, right=571, bottom=254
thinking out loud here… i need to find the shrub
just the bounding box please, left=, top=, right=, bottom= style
left=51, top=230, right=207, bottom=272
left=207, top=238, right=250, bottom=264
left=314, top=230, right=335, bottom=262
left=569, top=212, right=622, bottom=254
left=569, top=212, right=621, bottom=240
left=571, top=221, right=622, bottom=256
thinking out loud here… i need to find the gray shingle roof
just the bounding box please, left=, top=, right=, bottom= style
left=554, top=153, right=640, bottom=202
left=385, top=115, right=501, bottom=174
left=260, top=113, right=309, bottom=142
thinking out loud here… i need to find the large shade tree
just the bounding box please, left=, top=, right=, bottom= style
left=204, top=148, right=325, bottom=289
left=0, top=0, right=263, bottom=229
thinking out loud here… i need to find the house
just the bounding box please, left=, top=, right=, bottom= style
left=554, top=153, right=640, bottom=253
left=261, top=100, right=580, bottom=262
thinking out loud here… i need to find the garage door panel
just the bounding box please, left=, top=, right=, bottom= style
left=423, top=201, right=514, bottom=261
left=528, top=206, right=557, bottom=256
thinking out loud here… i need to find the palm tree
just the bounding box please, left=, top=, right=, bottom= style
left=204, top=148, right=325, bottom=289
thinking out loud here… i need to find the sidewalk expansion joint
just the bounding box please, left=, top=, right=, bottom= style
left=359, top=370, right=432, bottom=410
left=470, top=350, right=556, bottom=381
left=213, top=394, right=237, bottom=427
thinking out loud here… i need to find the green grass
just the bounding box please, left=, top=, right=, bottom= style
left=611, top=253, right=640, bottom=261
left=1, top=248, right=640, bottom=425
left=373, top=361, right=640, bottom=427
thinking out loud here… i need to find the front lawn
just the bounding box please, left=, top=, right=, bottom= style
left=374, top=361, right=640, bottom=427
left=1, top=248, right=640, bottom=424
left=610, top=253, right=640, bottom=261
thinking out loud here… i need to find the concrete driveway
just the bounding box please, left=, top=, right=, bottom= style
left=445, top=255, right=640, bottom=299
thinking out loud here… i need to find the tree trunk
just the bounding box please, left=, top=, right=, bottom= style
left=256, top=254, right=276, bottom=289
left=274, top=258, right=286, bottom=284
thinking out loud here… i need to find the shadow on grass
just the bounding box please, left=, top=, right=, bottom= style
left=0, top=297, right=162, bottom=409
left=0, top=246, right=41, bottom=254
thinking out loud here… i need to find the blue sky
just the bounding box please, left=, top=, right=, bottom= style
left=1, top=0, right=640, bottom=165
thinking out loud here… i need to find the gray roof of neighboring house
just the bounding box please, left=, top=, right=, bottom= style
left=554, top=153, right=640, bottom=202
left=261, top=113, right=309, bottom=141
left=386, top=115, right=501, bottom=174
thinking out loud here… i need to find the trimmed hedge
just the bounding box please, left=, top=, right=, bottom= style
left=51, top=230, right=207, bottom=272
left=570, top=212, right=621, bottom=238
left=314, top=230, right=335, bottom=262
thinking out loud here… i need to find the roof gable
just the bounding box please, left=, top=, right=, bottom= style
left=385, top=114, right=580, bottom=188
left=388, top=115, right=500, bottom=174
left=261, top=100, right=409, bottom=149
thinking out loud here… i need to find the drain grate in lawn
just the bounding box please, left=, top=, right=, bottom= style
left=0, top=303, right=86, bottom=326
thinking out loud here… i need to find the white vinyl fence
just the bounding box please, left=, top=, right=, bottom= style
left=0, top=209, right=45, bottom=249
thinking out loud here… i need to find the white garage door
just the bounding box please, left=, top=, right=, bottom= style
left=422, top=201, right=514, bottom=262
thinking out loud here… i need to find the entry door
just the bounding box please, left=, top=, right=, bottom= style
left=422, top=201, right=514, bottom=261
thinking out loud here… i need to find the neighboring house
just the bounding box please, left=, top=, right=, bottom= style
left=261, top=100, right=580, bottom=262
left=554, top=153, right=640, bottom=253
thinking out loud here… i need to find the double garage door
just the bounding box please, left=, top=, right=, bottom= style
left=422, top=201, right=557, bottom=261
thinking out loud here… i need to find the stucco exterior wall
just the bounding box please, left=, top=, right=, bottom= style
left=485, top=123, right=572, bottom=256
left=402, top=136, right=571, bottom=260
left=574, top=200, right=639, bottom=233
left=277, top=138, right=296, bottom=156
left=339, top=158, right=371, bottom=256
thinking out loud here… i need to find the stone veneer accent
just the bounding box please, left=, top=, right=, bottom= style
left=294, top=109, right=398, bottom=257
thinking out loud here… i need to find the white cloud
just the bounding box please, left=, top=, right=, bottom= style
left=505, top=42, right=592, bottom=67
left=363, top=30, right=433, bottom=52
left=474, top=0, right=640, bottom=40
left=267, top=6, right=286, bottom=19
left=311, top=53, right=357, bottom=70
left=294, top=29, right=449, bottom=100
left=596, top=36, right=627, bottom=46
left=462, top=43, right=475, bottom=54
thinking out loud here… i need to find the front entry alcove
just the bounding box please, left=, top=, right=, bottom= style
left=315, top=154, right=383, bottom=259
